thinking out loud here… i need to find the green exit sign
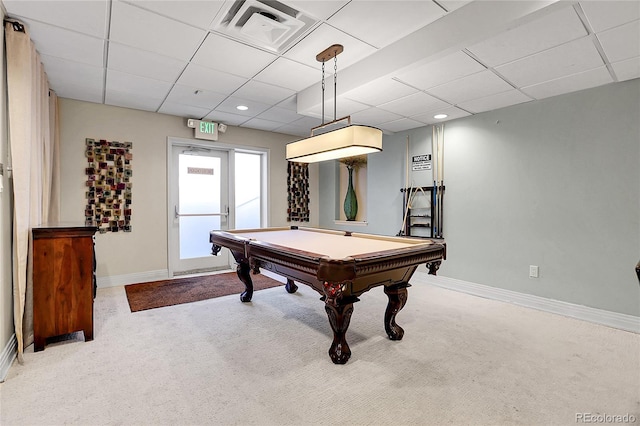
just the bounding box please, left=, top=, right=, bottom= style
left=187, top=119, right=218, bottom=141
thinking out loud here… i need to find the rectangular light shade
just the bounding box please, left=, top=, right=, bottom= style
left=286, top=125, right=383, bottom=163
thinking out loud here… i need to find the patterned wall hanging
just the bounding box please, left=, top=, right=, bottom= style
left=287, top=162, right=309, bottom=222
left=84, top=138, right=133, bottom=233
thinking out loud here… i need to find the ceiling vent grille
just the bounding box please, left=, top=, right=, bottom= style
left=213, top=0, right=316, bottom=53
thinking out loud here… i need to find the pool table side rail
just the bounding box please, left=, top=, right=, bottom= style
left=218, top=226, right=437, bottom=247
left=210, top=229, right=446, bottom=294
left=249, top=239, right=445, bottom=296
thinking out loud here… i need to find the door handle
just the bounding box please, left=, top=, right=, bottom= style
left=174, top=205, right=229, bottom=219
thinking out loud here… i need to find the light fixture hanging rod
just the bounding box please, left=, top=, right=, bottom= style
left=317, top=44, right=344, bottom=124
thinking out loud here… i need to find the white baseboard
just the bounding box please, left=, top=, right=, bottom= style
left=414, top=272, right=640, bottom=334
left=97, top=269, right=169, bottom=288
left=0, top=333, right=17, bottom=382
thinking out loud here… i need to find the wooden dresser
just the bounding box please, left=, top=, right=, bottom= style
left=32, top=224, right=98, bottom=351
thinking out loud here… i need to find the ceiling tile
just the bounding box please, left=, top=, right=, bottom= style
left=20, top=19, right=104, bottom=66
left=271, top=124, right=308, bottom=137
left=379, top=118, right=425, bottom=133
left=277, top=95, right=298, bottom=112
left=283, top=23, right=377, bottom=70
left=495, top=36, right=604, bottom=87
left=379, top=92, right=450, bottom=117
left=257, top=107, right=307, bottom=124
left=214, top=97, right=272, bottom=117
left=285, top=1, right=350, bottom=20
left=328, top=1, right=445, bottom=49
left=350, top=108, right=403, bottom=126
left=106, top=69, right=172, bottom=100
left=110, top=1, right=206, bottom=61
left=288, top=116, right=323, bottom=130
left=343, top=78, right=418, bottom=106
left=105, top=89, right=163, bottom=111
left=426, top=70, right=513, bottom=104
left=466, top=5, right=587, bottom=67
left=204, top=110, right=250, bottom=126
left=231, top=80, right=295, bottom=105
left=164, top=84, right=226, bottom=109
left=3, top=0, right=109, bottom=38
left=12, top=0, right=639, bottom=136
left=437, top=1, right=472, bottom=13
left=580, top=1, right=640, bottom=33
left=241, top=118, right=284, bottom=132
left=597, top=20, right=640, bottom=63
left=611, top=57, right=640, bottom=82
left=520, top=66, right=613, bottom=100
left=52, top=84, right=104, bottom=104
left=41, top=55, right=104, bottom=103
left=394, top=51, right=486, bottom=90
left=456, top=90, right=533, bottom=114
left=126, top=0, right=225, bottom=29
left=177, top=63, right=247, bottom=95
left=157, top=102, right=211, bottom=119
left=108, top=42, right=187, bottom=83
left=191, top=33, right=277, bottom=78
left=303, top=97, right=370, bottom=120
left=253, top=57, right=319, bottom=92
left=411, top=106, right=471, bottom=125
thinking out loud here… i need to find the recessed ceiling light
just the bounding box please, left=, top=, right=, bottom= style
left=434, top=113, right=448, bottom=119
left=236, top=105, right=249, bottom=111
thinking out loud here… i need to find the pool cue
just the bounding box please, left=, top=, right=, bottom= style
left=406, top=135, right=409, bottom=193
left=431, top=125, right=438, bottom=238
left=437, top=124, right=444, bottom=238
left=400, top=187, right=410, bottom=236
left=399, top=136, right=409, bottom=236
left=402, top=136, right=410, bottom=236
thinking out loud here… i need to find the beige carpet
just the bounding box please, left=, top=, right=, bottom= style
left=2, top=272, right=639, bottom=425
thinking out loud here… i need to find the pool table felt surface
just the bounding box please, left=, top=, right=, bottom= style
left=227, top=227, right=435, bottom=260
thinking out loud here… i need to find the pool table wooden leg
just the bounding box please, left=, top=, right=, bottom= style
left=285, top=278, right=298, bottom=294
left=323, top=282, right=357, bottom=364
left=384, top=283, right=410, bottom=340
left=427, top=260, right=441, bottom=275
left=324, top=300, right=354, bottom=364
left=236, top=261, right=254, bottom=302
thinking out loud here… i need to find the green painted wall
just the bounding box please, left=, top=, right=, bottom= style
left=320, top=79, right=640, bottom=316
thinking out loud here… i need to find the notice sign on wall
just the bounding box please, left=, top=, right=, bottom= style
left=412, top=154, right=432, bottom=171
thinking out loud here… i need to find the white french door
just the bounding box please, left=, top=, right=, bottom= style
left=169, top=144, right=230, bottom=275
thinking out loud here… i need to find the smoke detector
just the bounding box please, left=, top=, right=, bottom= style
left=213, top=0, right=316, bottom=52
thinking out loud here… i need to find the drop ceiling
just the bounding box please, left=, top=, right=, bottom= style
left=2, top=0, right=638, bottom=137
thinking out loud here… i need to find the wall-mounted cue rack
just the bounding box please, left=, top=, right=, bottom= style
left=399, top=186, right=445, bottom=239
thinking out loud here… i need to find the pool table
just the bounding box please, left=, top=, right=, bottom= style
left=209, top=226, right=446, bottom=364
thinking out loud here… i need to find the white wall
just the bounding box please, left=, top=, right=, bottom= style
left=58, top=99, right=318, bottom=281
left=320, top=79, right=640, bottom=316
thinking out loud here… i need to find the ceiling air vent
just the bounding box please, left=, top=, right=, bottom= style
left=214, top=0, right=316, bottom=53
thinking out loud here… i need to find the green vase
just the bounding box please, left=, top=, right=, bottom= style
left=343, top=166, right=358, bottom=221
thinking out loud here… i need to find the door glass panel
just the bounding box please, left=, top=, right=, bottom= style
left=235, top=152, right=261, bottom=229
left=179, top=154, right=221, bottom=259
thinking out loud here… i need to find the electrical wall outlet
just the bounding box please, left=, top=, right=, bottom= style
left=529, top=265, right=539, bottom=278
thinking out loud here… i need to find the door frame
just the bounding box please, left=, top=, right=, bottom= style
left=166, top=136, right=270, bottom=278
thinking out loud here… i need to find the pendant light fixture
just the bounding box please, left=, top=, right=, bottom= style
left=286, top=44, right=383, bottom=163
